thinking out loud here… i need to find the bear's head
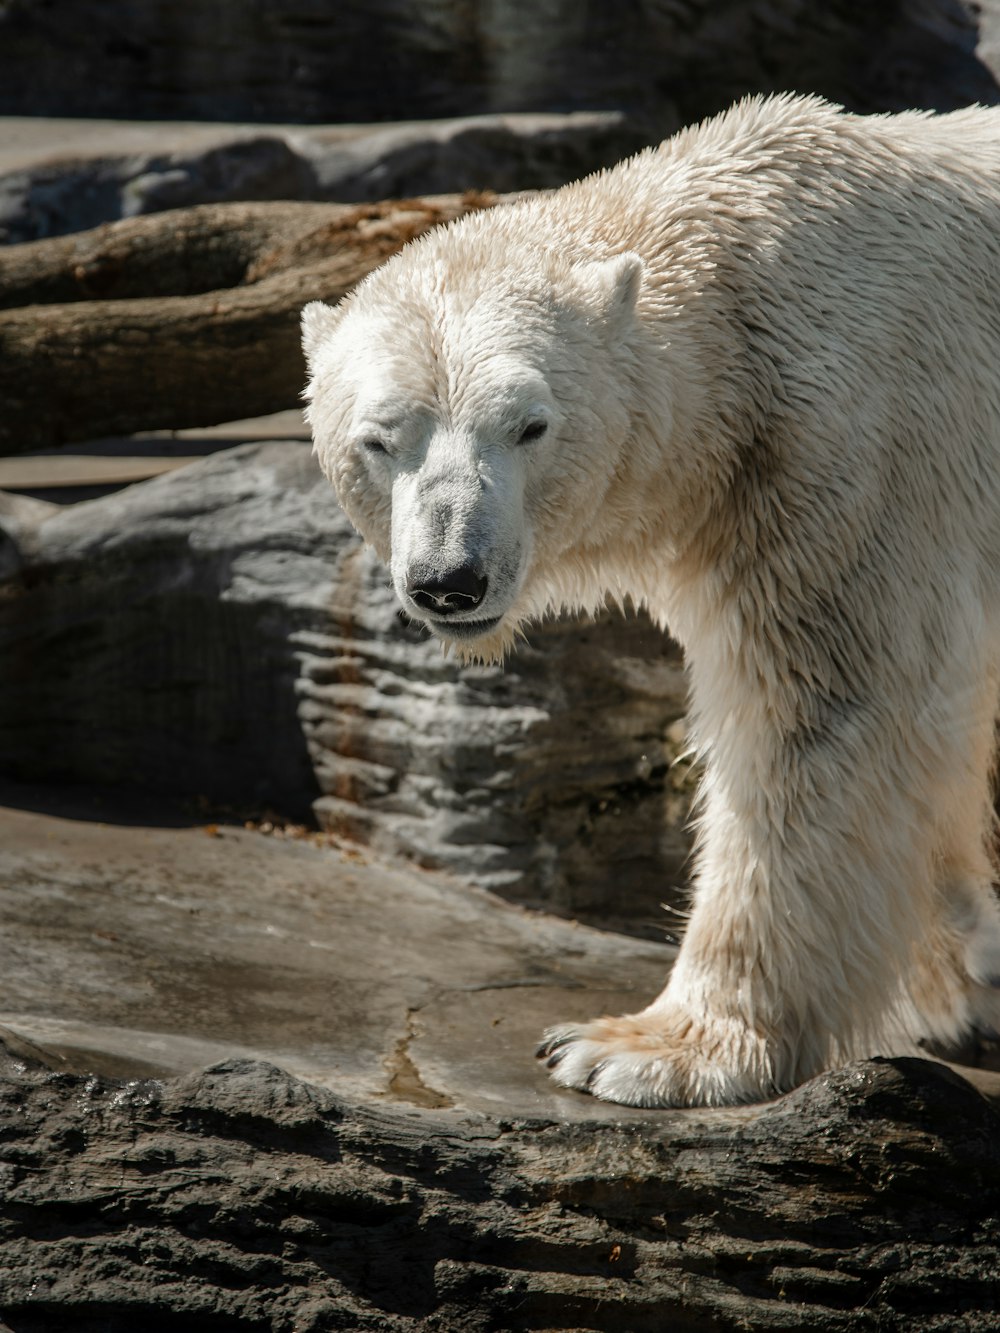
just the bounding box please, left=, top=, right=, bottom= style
left=302, top=220, right=648, bottom=661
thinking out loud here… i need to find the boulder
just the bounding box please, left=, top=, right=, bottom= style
left=0, top=442, right=692, bottom=932
left=0, top=113, right=643, bottom=244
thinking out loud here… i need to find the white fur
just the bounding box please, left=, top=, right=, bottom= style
left=303, top=94, right=1000, bottom=1107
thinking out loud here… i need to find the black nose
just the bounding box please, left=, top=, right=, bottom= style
left=407, top=564, right=488, bottom=615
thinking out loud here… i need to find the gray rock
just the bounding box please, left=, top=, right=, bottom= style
left=0, top=1045, right=997, bottom=1330
left=0, top=112, right=645, bottom=243
left=0, top=441, right=692, bottom=933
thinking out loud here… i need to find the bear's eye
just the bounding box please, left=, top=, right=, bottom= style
left=518, top=420, right=548, bottom=445
left=360, top=436, right=388, bottom=456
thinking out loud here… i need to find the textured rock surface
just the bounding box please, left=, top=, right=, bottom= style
left=0, top=1045, right=997, bottom=1331
left=0, top=113, right=642, bottom=244
left=0, top=442, right=692, bottom=932
left=0, top=0, right=994, bottom=127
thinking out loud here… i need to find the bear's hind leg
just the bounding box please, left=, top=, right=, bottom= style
left=908, top=683, right=1000, bottom=1049
left=909, top=872, right=1000, bottom=1052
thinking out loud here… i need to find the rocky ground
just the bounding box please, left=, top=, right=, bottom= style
left=0, top=785, right=674, bottom=1113
left=2, top=786, right=999, bottom=1332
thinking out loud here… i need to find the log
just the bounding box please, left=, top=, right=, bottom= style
left=0, top=200, right=339, bottom=308
left=0, top=193, right=500, bottom=452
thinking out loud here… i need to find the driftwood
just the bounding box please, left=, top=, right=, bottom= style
left=0, top=193, right=500, bottom=452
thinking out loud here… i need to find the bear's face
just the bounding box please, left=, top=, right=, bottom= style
left=303, top=244, right=646, bottom=660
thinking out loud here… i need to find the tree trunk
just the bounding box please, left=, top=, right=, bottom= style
left=0, top=193, right=500, bottom=452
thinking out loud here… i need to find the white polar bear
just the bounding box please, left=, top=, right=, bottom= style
left=302, top=93, right=1000, bottom=1107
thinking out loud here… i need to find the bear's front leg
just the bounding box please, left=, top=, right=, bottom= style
left=537, top=868, right=805, bottom=1108
left=537, top=720, right=926, bottom=1107
left=536, top=881, right=838, bottom=1108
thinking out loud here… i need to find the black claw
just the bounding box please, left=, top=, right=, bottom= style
left=536, top=1029, right=575, bottom=1061
left=545, top=1050, right=566, bottom=1070
left=584, top=1060, right=608, bottom=1091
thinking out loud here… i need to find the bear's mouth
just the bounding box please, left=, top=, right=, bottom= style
left=430, top=615, right=503, bottom=641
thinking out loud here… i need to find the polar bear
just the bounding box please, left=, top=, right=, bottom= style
left=302, top=93, right=1000, bottom=1107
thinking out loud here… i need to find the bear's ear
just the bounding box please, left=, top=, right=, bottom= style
left=301, top=300, right=346, bottom=365
left=577, top=251, right=645, bottom=329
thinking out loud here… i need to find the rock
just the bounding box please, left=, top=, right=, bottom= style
left=0, top=441, right=692, bottom=933
left=0, top=1045, right=997, bottom=1330
left=0, top=795, right=674, bottom=1105
left=0, top=112, right=644, bottom=244
left=0, top=0, right=994, bottom=130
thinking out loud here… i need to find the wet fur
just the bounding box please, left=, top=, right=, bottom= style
left=304, top=94, right=1000, bottom=1107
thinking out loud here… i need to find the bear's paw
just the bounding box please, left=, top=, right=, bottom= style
left=537, top=1009, right=777, bottom=1108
